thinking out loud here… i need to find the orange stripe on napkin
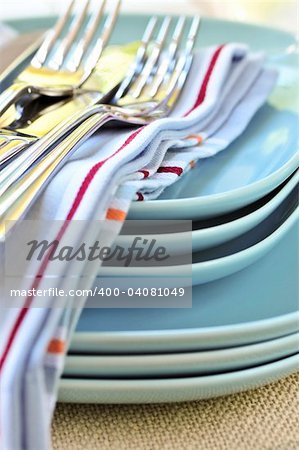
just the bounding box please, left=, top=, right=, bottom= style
left=106, top=208, right=127, bottom=221
left=47, top=339, right=65, bottom=354
left=187, top=134, right=203, bottom=145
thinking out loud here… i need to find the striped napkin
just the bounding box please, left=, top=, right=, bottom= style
left=0, top=42, right=277, bottom=450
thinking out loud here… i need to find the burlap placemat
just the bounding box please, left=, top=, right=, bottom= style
left=52, top=372, right=299, bottom=450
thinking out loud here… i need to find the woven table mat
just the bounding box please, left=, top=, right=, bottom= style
left=52, top=372, right=299, bottom=450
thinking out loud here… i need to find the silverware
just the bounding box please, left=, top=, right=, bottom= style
left=0, top=41, right=139, bottom=167
left=0, top=0, right=121, bottom=119
left=0, top=16, right=200, bottom=239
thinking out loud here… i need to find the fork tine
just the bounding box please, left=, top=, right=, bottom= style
left=68, top=0, right=107, bottom=72
left=149, top=16, right=187, bottom=98
left=31, top=0, right=75, bottom=68
left=49, top=0, right=91, bottom=71
left=128, top=16, right=172, bottom=99
left=83, top=0, right=121, bottom=76
left=114, top=17, right=158, bottom=101
left=167, top=16, right=186, bottom=62
left=185, top=16, right=201, bottom=55
left=159, top=17, right=201, bottom=102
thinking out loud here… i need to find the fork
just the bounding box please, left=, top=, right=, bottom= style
left=0, top=40, right=140, bottom=168
left=0, top=16, right=200, bottom=238
left=0, top=0, right=121, bottom=119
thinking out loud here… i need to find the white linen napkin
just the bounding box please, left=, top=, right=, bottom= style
left=0, top=42, right=277, bottom=450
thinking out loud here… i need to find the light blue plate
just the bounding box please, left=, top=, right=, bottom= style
left=127, top=23, right=298, bottom=219
left=192, top=170, right=299, bottom=251
left=5, top=16, right=299, bottom=221
left=59, top=353, right=299, bottom=403
left=129, top=112, right=299, bottom=220
left=70, top=217, right=299, bottom=354
left=118, top=171, right=299, bottom=253
left=128, top=27, right=299, bottom=219
left=65, top=332, right=299, bottom=378
left=95, top=188, right=298, bottom=285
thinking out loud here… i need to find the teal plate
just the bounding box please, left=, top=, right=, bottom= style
left=59, top=353, right=299, bottom=403
left=5, top=16, right=299, bottom=221
left=127, top=18, right=299, bottom=219
left=97, top=187, right=298, bottom=285
left=65, top=332, right=299, bottom=378
left=70, top=218, right=299, bottom=354
left=118, top=171, right=299, bottom=253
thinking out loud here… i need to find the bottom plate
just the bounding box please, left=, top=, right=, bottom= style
left=59, top=354, right=299, bottom=404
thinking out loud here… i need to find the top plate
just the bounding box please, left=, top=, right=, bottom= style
left=127, top=18, right=299, bottom=218
left=5, top=17, right=299, bottom=219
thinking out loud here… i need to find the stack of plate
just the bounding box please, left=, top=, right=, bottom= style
left=2, top=12, right=299, bottom=404
left=61, top=174, right=299, bottom=403
left=57, top=16, right=299, bottom=403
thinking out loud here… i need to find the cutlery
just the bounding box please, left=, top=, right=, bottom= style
left=0, top=0, right=121, bottom=119
left=0, top=41, right=139, bottom=167
left=0, top=16, right=200, bottom=238
left=0, top=18, right=154, bottom=187
left=0, top=15, right=197, bottom=171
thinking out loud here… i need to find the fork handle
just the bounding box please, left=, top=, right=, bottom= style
left=0, top=112, right=113, bottom=238
left=0, top=82, right=37, bottom=120
left=0, top=103, right=145, bottom=201
left=0, top=104, right=146, bottom=238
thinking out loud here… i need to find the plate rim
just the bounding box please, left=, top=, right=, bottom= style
left=90, top=205, right=299, bottom=279
left=71, top=311, right=299, bottom=353
left=65, top=332, right=299, bottom=376
left=117, top=170, right=299, bottom=253
left=129, top=153, right=299, bottom=214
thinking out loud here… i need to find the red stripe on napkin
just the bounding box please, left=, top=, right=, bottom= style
left=67, top=128, right=144, bottom=221
left=139, top=169, right=150, bottom=179
left=185, top=44, right=225, bottom=116
left=157, top=166, right=183, bottom=176
left=0, top=129, right=144, bottom=372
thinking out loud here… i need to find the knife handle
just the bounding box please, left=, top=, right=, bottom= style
left=0, top=104, right=106, bottom=200
left=0, top=111, right=112, bottom=240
